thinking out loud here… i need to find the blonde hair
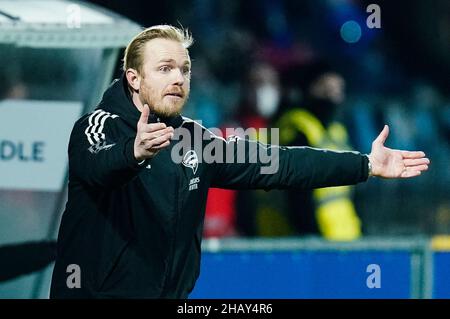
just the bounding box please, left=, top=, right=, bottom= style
left=123, top=24, right=193, bottom=74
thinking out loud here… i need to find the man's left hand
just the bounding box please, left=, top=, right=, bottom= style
left=368, top=125, right=430, bottom=178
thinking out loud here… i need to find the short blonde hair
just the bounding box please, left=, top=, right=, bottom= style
left=123, top=24, right=193, bottom=74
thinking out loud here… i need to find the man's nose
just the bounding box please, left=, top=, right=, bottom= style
left=172, top=68, right=185, bottom=86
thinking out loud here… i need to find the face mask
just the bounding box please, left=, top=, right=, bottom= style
left=255, top=84, right=280, bottom=118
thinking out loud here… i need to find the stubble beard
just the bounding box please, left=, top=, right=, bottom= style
left=140, top=87, right=188, bottom=118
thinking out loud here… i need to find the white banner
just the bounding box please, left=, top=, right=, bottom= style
left=0, top=100, right=83, bottom=191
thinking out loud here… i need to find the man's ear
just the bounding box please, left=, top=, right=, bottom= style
left=125, top=68, right=141, bottom=92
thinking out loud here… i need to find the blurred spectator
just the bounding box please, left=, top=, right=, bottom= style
left=233, top=62, right=291, bottom=237
left=237, top=62, right=281, bottom=132
left=204, top=62, right=290, bottom=237
left=275, top=61, right=362, bottom=240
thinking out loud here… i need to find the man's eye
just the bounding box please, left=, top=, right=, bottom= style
left=159, top=66, right=171, bottom=72
left=183, top=67, right=191, bottom=74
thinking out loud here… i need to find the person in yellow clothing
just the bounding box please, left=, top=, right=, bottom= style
left=276, top=61, right=361, bottom=240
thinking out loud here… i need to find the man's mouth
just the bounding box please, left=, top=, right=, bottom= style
left=165, top=92, right=184, bottom=98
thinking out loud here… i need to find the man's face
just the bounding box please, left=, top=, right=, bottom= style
left=310, top=72, right=345, bottom=105
left=138, top=38, right=191, bottom=117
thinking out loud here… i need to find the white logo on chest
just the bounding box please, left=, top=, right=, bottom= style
left=182, top=150, right=199, bottom=174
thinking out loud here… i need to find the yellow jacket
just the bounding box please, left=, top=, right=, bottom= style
left=277, top=108, right=362, bottom=240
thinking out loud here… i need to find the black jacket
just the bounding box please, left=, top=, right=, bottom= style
left=50, top=75, right=369, bottom=298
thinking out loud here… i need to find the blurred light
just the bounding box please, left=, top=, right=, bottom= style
left=340, top=20, right=362, bottom=43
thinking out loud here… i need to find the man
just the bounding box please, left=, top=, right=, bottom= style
left=276, top=62, right=362, bottom=240
left=50, top=25, right=429, bottom=298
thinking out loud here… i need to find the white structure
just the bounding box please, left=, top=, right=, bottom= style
left=0, top=0, right=141, bottom=298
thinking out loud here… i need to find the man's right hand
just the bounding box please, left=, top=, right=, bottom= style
left=134, top=104, right=174, bottom=162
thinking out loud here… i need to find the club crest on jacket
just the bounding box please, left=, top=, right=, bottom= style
left=182, top=150, right=198, bottom=174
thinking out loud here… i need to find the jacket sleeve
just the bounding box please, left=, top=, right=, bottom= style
left=210, top=136, right=369, bottom=190
left=68, top=112, right=144, bottom=188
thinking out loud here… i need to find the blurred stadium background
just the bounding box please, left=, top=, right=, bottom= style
left=0, top=0, right=449, bottom=298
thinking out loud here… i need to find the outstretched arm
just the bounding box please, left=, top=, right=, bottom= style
left=368, top=125, right=430, bottom=178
